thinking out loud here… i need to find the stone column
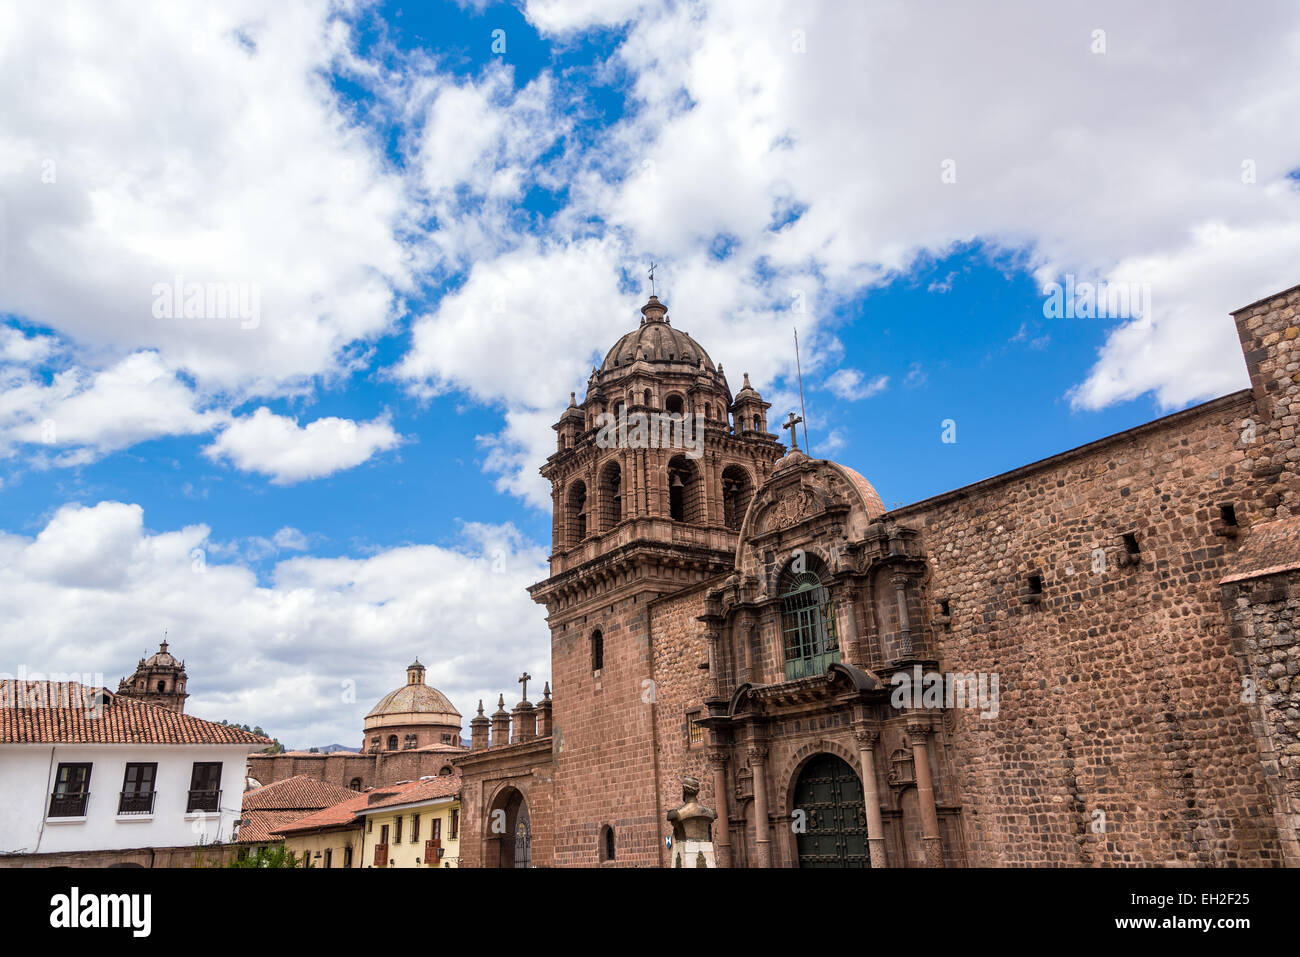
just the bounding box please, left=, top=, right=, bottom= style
left=749, top=745, right=772, bottom=868
left=907, top=720, right=944, bottom=867
left=707, top=749, right=732, bottom=868
left=892, top=574, right=913, bottom=656
left=704, top=627, right=721, bottom=700
left=854, top=725, right=888, bottom=867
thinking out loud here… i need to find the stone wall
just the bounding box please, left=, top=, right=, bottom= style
left=247, top=749, right=459, bottom=792
left=1222, top=568, right=1300, bottom=865
left=892, top=389, right=1281, bottom=865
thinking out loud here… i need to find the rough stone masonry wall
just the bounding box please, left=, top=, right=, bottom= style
left=1234, top=283, right=1300, bottom=521
left=1223, top=570, right=1300, bottom=863
left=894, top=390, right=1285, bottom=865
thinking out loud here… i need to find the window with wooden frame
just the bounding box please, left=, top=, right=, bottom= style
left=449, top=808, right=459, bottom=840
left=49, top=762, right=92, bottom=817
left=186, top=762, right=222, bottom=812
left=411, top=814, right=420, bottom=842
left=119, top=762, right=157, bottom=814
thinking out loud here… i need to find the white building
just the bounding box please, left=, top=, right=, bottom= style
left=0, top=680, right=269, bottom=866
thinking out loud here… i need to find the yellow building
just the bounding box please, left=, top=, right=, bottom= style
left=358, top=775, right=462, bottom=868
left=272, top=792, right=368, bottom=868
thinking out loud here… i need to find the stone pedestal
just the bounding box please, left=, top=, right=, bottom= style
left=667, top=776, right=717, bottom=868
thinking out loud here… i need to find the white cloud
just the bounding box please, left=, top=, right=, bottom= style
left=825, top=368, right=889, bottom=401
left=0, top=502, right=551, bottom=748
left=272, top=526, right=310, bottom=551
left=203, top=407, right=402, bottom=485
left=0, top=351, right=224, bottom=463
left=0, top=327, right=55, bottom=364
left=0, top=0, right=411, bottom=395
left=563, top=0, right=1300, bottom=414
left=523, top=0, right=646, bottom=34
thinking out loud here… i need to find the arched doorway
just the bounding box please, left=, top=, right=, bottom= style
left=793, top=753, right=869, bottom=868
left=487, top=787, right=531, bottom=868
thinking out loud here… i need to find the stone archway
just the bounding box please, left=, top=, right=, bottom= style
left=790, top=753, right=869, bottom=868
left=485, top=786, right=531, bottom=868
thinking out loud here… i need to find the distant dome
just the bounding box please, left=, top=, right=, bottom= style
left=143, top=641, right=182, bottom=669
left=366, top=683, right=461, bottom=721
left=598, top=297, right=716, bottom=379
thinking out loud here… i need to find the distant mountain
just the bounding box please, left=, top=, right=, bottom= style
left=315, top=743, right=359, bottom=753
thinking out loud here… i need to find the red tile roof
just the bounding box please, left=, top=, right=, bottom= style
left=0, top=681, right=272, bottom=746
left=242, top=776, right=358, bottom=811
left=238, top=809, right=311, bottom=844
left=271, top=792, right=373, bottom=835
left=357, top=773, right=461, bottom=811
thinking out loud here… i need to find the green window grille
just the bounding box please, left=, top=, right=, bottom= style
left=781, top=570, right=840, bottom=680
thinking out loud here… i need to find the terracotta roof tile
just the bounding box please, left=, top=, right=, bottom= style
left=358, top=773, right=461, bottom=811
left=238, top=809, right=311, bottom=844
left=271, top=793, right=373, bottom=835
left=241, top=775, right=358, bottom=811
left=0, top=681, right=271, bottom=746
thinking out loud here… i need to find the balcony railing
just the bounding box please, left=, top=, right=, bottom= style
left=118, top=790, right=156, bottom=815
left=48, top=791, right=90, bottom=817
left=186, top=788, right=221, bottom=813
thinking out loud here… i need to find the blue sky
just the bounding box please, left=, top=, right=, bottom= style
left=1, top=0, right=1297, bottom=747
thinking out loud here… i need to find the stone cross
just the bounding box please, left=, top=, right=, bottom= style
left=782, top=412, right=803, bottom=451
left=518, top=672, right=532, bottom=701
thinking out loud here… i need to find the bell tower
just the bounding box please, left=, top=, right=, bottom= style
left=529, top=295, right=783, bottom=866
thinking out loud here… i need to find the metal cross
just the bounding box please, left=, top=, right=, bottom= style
left=518, top=671, right=532, bottom=701
left=648, top=261, right=658, bottom=296
left=782, top=411, right=803, bottom=451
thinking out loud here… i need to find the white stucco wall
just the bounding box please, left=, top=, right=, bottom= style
left=0, top=744, right=254, bottom=856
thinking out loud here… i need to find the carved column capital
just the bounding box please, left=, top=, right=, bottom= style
left=747, top=745, right=768, bottom=766
left=905, top=720, right=931, bottom=746
left=706, top=749, right=729, bottom=771
left=853, top=726, right=880, bottom=750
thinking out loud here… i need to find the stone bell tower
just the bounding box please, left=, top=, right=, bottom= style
left=529, top=294, right=783, bottom=866
left=117, top=640, right=189, bottom=713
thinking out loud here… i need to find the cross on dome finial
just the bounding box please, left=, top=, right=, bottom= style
left=518, top=671, right=532, bottom=701
left=649, top=261, right=658, bottom=297
left=782, top=411, right=803, bottom=451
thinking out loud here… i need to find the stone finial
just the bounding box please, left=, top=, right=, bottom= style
left=543, top=681, right=551, bottom=700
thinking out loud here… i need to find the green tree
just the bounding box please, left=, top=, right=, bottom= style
left=226, top=844, right=303, bottom=868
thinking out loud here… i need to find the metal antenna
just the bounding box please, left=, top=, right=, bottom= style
left=794, top=326, right=811, bottom=455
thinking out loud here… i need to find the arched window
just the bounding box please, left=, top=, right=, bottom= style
left=600, top=461, right=623, bottom=531
left=387, top=734, right=399, bottom=751
left=667, top=455, right=699, bottom=523
left=600, top=824, right=616, bottom=861
left=643, top=389, right=652, bottom=408
left=567, top=480, right=588, bottom=545
left=349, top=778, right=362, bottom=791
left=591, top=629, right=604, bottom=673
left=156, top=681, right=166, bottom=693
left=721, top=465, right=754, bottom=531
left=665, top=393, right=684, bottom=415
left=780, top=561, right=840, bottom=680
